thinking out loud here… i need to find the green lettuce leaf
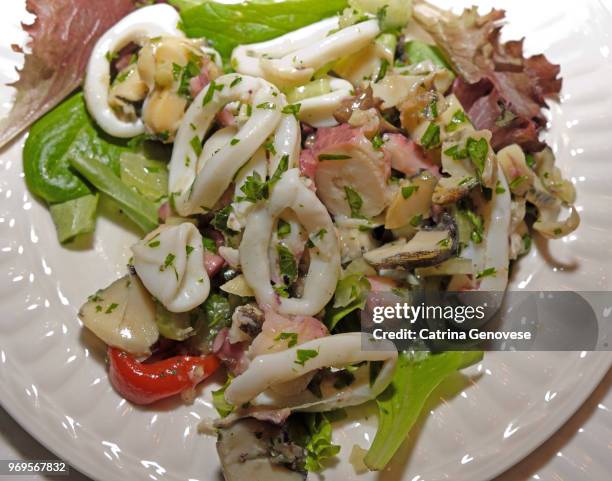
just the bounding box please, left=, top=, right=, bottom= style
left=304, top=413, right=341, bottom=472
left=23, top=92, right=127, bottom=204
left=325, top=274, right=371, bottom=330
left=49, top=193, right=99, bottom=243
left=177, top=0, right=349, bottom=60
left=364, top=351, right=483, bottom=470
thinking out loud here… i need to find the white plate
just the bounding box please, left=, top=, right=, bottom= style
left=0, top=1, right=611, bottom=481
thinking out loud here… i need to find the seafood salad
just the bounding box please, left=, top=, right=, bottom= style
left=18, top=0, right=578, bottom=478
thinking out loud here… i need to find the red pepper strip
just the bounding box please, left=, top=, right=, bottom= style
left=108, top=348, right=220, bottom=405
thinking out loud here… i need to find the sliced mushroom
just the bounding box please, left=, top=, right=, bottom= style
left=364, top=229, right=455, bottom=270
left=217, top=419, right=306, bottom=481
left=78, top=274, right=159, bottom=355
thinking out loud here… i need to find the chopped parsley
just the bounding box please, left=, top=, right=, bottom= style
left=264, top=140, right=276, bottom=155
left=553, top=227, right=562, bottom=235
left=159, top=253, right=177, bottom=279
left=423, top=97, right=439, bottom=120
left=277, top=244, right=298, bottom=284
left=105, top=303, right=119, bottom=314
left=437, top=237, right=451, bottom=248
left=273, top=284, right=290, bottom=298
left=465, top=210, right=484, bottom=244
left=401, top=185, right=419, bottom=199
left=476, top=267, right=497, bottom=279
left=230, top=138, right=240, bottom=146
left=275, top=332, right=298, bottom=348
left=466, top=137, right=489, bottom=175
left=421, top=122, right=441, bottom=149
left=344, top=186, right=363, bottom=218
left=269, top=154, right=289, bottom=187
left=318, top=154, right=351, bottom=161
left=371, top=134, right=384, bottom=150
left=176, top=58, right=201, bottom=98
left=277, top=219, right=291, bottom=239
left=256, top=102, right=276, bottom=110
left=114, top=69, right=130, bottom=84
left=444, top=144, right=468, bottom=160
left=202, top=80, right=222, bottom=106
left=522, top=233, right=532, bottom=253
left=509, top=175, right=529, bottom=190
left=148, top=240, right=160, bottom=248
left=211, top=206, right=239, bottom=236
left=295, top=348, right=319, bottom=367
left=202, top=237, right=217, bottom=253
left=105, top=51, right=118, bottom=63
left=185, top=245, right=195, bottom=257
left=495, top=180, right=506, bottom=194
left=237, top=171, right=268, bottom=203
left=410, top=214, right=423, bottom=227
left=458, top=176, right=475, bottom=186
left=281, top=103, right=301, bottom=118
left=446, top=109, right=467, bottom=132
left=526, top=153, right=536, bottom=170
left=230, top=76, right=243, bottom=87
left=375, top=58, right=389, bottom=83
left=190, top=136, right=202, bottom=156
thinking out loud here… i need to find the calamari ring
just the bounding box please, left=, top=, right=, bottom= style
left=240, top=169, right=341, bottom=316
left=169, top=73, right=283, bottom=215
left=84, top=4, right=183, bottom=138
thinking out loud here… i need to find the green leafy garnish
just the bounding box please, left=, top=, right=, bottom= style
left=237, top=171, right=268, bottom=203
left=202, top=236, right=217, bottom=253
left=275, top=331, right=299, bottom=348
left=256, top=102, right=276, bottom=110
left=295, top=348, right=319, bottom=366
left=364, top=351, right=483, bottom=470
left=444, top=144, right=468, bottom=160
left=344, top=186, right=363, bottom=218
left=281, top=103, right=301, bottom=118
left=401, top=185, right=419, bottom=199
left=277, top=244, right=298, bottom=284
left=495, top=180, right=506, bottom=194
left=277, top=219, right=292, bottom=239
left=509, top=175, right=529, bottom=190
left=371, top=134, right=384, bottom=150
left=204, top=293, right=231, bottom=330
left=446, top=109, right=467, bottom=132
left=229, top=76, right=243, bottom=87
left=420, top=123, right=441, bottom=150
left=410, top=214, right=423, bottom=227
left=318, top=153, right=352, bottom=160
left=464, top=209, right=484, bottom=244
left=212, top=376, right=234, bottom=418
left=303, top=413, right=341, bottom=472
left=211, top=206, right=239, bottom=235
left=176, top=0, right=349, bottom=60
left=325, top=274, right=371, bottom=330
left=476, top=267, right=497, bottom=279
left=466, top=137, right=488, bottom=175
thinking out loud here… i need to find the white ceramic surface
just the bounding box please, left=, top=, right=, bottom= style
left=0, top=1, right=611, bottom=481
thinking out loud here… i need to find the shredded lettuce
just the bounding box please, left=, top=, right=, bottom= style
left=49, top=193, right=99, bottom=243
left=364, top=351, right=483, bottom=470
left=325, top=274, right=371, bottom=330
left=176, top=0, right=349, bottom=60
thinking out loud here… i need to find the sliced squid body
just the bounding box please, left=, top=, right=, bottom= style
left=293, top=78, right=354, bottom=128
left=132, top=223, right=210, bottom=312
left=169, top=74, right=291, bottom=215
left=229, top=114, right=301, bottom=230
left=225, top=333, right=398, bottom=411
left=240, top=169, right=341, bottom=316
left=232, top=17, right=380, bottom=87
left=84, top=4, right=183, bottom=138
left=78, top=275, right=159, bottom=355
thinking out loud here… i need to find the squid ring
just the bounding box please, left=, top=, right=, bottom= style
left=232, top=18, right=380, bottom=87
left=84, top=4, right=183, bottom=138
left=169, top=74, right=283, bottom=215
left=239, top=169, right=341, bottom=316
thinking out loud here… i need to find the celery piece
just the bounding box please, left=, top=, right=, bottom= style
left=49, top=193, right=99, bottom=243
left=119, top=152, right=168, bottom=202
left=69, top=156, right=159, bottom=233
